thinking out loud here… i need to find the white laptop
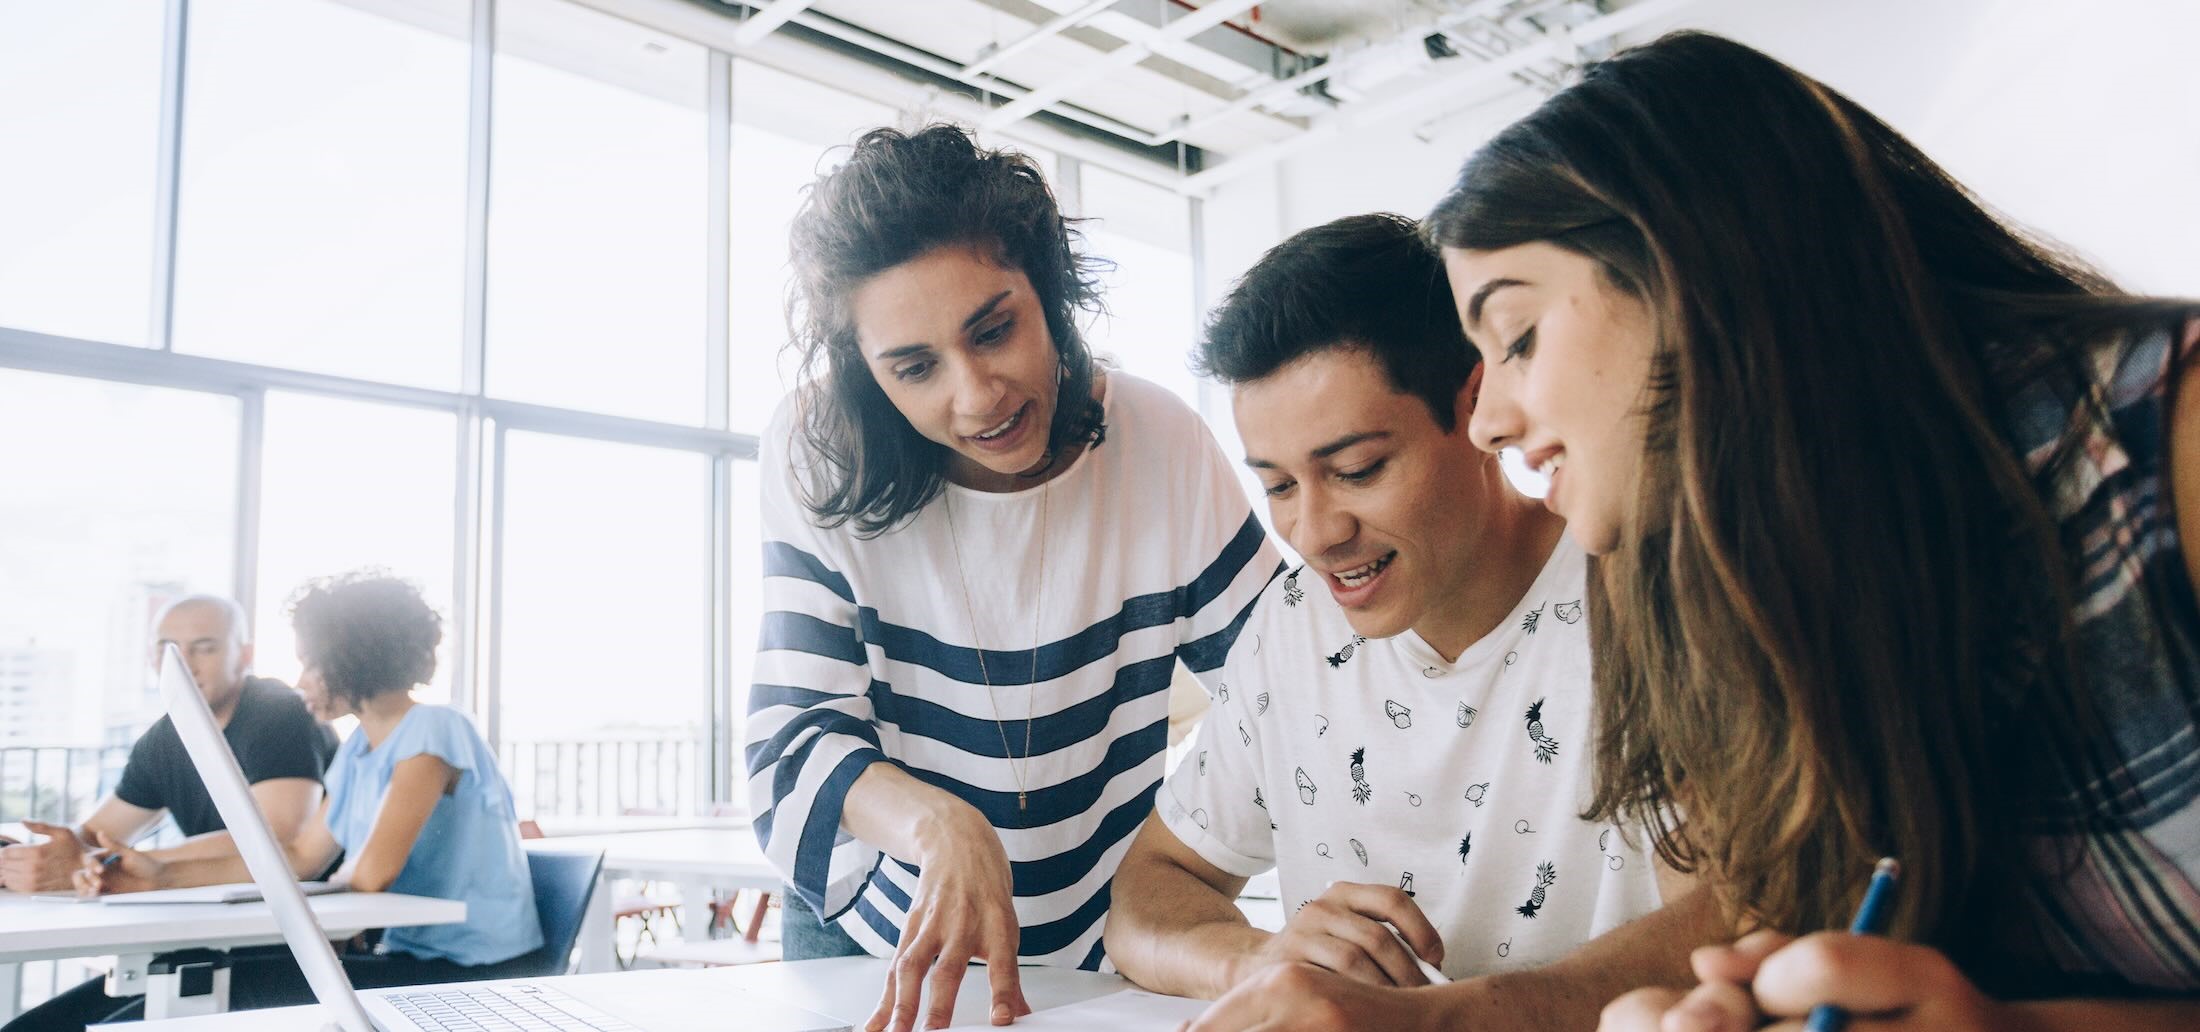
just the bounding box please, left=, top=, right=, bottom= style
left=158, top=643, right=846, bottom=1032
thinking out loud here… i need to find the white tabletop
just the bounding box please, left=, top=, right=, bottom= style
left=529, top=814, right=748, bottom=837
left=525, top=827, right=779, bottom=890
left=718, top=957, right=1134, bottom=1025
left=0, top=890, right=467, bottom=964
left=114, top=956, right=1137, bottom=1030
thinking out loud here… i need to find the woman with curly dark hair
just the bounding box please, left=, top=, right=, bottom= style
left=84, top=571, right=543, bottom=1006
left=744, top=123, right=1279, bottom=1030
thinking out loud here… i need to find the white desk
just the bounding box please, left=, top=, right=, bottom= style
left=527, top=827, right=778, bottom=973
left=0, top=891, right=464, bottom=965
left=0, top=891, right=464, bottom=1019
left=528, top=815, right=748, bottom=837
left=115, top=956, right=1141, bottom=1030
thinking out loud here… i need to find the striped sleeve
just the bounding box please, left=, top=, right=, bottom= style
left=744, top=422, right=888, bottom=920
left=1175, top=415, right=1284, bottom=677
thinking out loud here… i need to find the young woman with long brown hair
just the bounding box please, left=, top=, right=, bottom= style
left=1421, top=31, right=2200, bottom=1032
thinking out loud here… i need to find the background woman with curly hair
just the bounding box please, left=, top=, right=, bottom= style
left=744, top=123, right=1279, bottom=1031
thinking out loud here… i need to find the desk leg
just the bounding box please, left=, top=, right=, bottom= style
left=574, top=870, right=615, bottom=974
left=1, top=960, right=20, bottom=1021
left=138, top=955, right=230, bottom=1021
left=107, top=953, right=151, bottom=999
left=676, top=877, right=714, bottom=943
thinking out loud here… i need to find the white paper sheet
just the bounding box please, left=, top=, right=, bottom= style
left=939, top=989, right=1211, bottom=1031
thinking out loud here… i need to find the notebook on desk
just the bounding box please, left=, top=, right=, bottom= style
left=101, top=881, right=340, bottom=905
left=158, top=643, right=848, bottom=1032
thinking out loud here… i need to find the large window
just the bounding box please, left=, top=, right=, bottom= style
left=497, top=432, right=710, bottom=815
left=726, top=459, right=763, bottom=752
left=0, top=370, right=236, bottom=815
left=171, top=0, right=471, bottom=387
left=488, top=0, right=709, bottom=423
left=726, top=60, right=896, bottom=435
left=1080, top=164, right=1201, bottom=410
left=253, top=393, right=459, bottom=703
left=0, top=0, right=1209, bottom=836
left=0, top=1, right=165, bottom=347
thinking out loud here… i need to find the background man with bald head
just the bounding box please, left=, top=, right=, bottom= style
left=0, top=594, right=340, bottom=892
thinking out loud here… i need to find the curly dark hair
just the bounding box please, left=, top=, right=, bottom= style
left=287, top=570, right=442, bottom=708
left=785, top=123, right=1109, bottom=536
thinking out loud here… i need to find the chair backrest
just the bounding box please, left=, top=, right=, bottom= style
left=513, top=850, right=603, bottom=978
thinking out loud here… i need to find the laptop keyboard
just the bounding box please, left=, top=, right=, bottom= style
left=383, top=982, right=640, bottom=1031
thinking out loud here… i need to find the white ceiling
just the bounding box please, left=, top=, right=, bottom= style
left=717, top=0, right=1661, bottom=173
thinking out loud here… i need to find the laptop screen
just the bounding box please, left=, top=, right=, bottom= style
left=159, top=643, right=380, bottom=1032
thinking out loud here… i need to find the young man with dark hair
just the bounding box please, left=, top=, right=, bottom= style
left=1104, top=214, right=1720, bottom=1031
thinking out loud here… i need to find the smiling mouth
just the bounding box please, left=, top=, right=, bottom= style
left=972, top=404, right=1027, bottom=442
left=1332, top=552, right=1396, bottom=588
left=1528, top=450, right=1566, bottom=478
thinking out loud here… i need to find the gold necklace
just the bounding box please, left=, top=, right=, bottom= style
left=944, top=476, right=1049, bottom=812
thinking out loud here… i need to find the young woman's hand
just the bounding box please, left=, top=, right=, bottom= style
left=73, top=830, right=170, bottom=897
left=870, top=802, right=1031, bottom=1032
left=1599, top=930, right=2010, bottom=1032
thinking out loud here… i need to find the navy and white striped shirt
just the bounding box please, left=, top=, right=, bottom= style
left=746, top=372, right=1282, bottom=969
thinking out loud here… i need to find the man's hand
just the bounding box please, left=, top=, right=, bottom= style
left=1183, top=962, right=1440, bottom=1032
left=0, top=819, right=90, bottom=892
left=1599, top=930, right=2010, bottom=1032
left=74, top=830, right=171, bottom=897
left=868, top=805, right=1031, bottom=1032
left=1235, top=882, right=1443, bottom=989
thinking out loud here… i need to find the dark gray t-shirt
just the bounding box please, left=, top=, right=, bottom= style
left=112, top=677, right=340, bottom=837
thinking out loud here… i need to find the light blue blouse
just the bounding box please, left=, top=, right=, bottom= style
left=325, top=703, right=542, bottom=966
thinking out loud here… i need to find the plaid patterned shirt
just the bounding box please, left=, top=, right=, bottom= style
left=1997, top=314, right=2200, bottom=993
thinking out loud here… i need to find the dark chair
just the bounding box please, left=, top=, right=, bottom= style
left=505, top=849, right=604, bottom=978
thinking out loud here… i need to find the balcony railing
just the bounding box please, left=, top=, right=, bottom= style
left=1, top=736, right=707, bottom=827
left=500, top=735, right=706, bottom=819
left=0, top=744, right=131, bottom=825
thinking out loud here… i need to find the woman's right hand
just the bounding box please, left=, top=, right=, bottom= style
left=870, top=801, right=1031, bottom=1032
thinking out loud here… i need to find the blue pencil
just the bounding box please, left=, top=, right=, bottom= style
left=1803, top=857, right=1902, bottom=1032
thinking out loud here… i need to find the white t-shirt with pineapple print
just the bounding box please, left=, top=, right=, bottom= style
left=1157, top=536, right=1663, bottom=980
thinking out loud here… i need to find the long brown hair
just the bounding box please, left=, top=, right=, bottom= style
left=1426, top=31, right=2197, bottom=981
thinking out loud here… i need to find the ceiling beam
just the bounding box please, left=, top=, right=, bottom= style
left=1080, top=0, right=1306, bottom=86
left=1180, top=0, right=1705, bottom=193
left=732, top=0, right=818, bottom=48
left=980, top=0, right=1262, bottom=131
left=963, top=0, right=1122, bottom=80
left=1151, top=0, right=1515, bottom=146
